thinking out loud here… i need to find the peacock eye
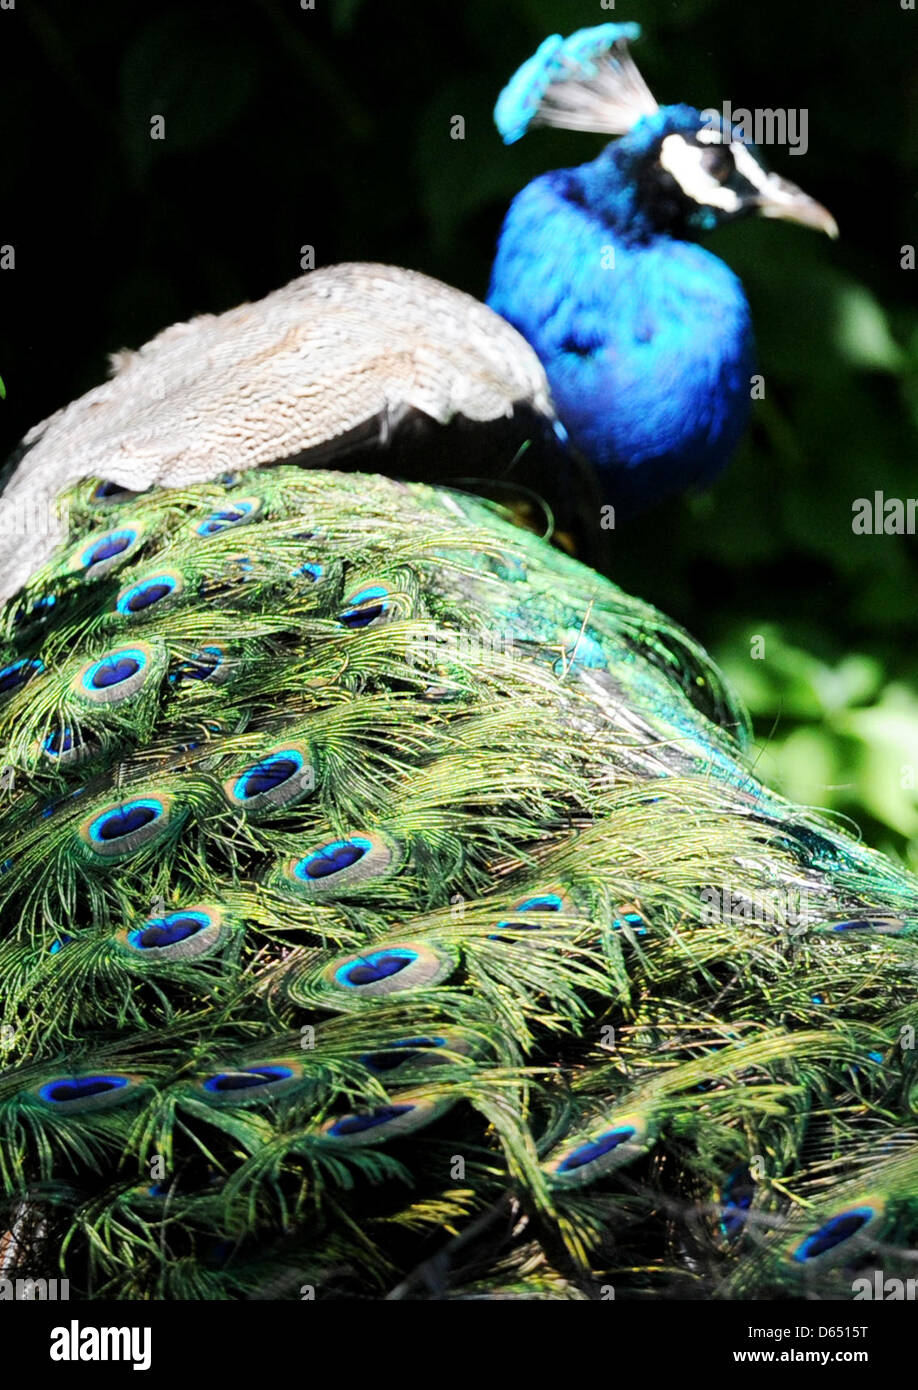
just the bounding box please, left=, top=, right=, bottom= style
left=699, top=143, right=734, bottom=182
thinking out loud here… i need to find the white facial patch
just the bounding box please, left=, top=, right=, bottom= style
left=659, top=133, right=742, bottom=212
left=730, top=140, right=776, bottom=195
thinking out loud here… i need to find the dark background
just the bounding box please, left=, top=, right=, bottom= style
left=0, top=0, right=917, bottom=858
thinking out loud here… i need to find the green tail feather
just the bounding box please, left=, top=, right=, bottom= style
left=1, top=464, right=917, bottom=1299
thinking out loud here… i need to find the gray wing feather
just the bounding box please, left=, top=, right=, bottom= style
left=0, top=262, right=554, bottom=598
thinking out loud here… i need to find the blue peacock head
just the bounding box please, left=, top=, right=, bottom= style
left=496, top=23, right=836, bottom=244
left=593, top=103, right=837, bottom=243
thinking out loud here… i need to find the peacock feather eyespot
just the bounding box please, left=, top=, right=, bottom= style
left=68, top=526, right=144, bottom=580
left=48, top=933, right=75, bottom=955
left=39, top=726, right=97, bottom=767
left=89, top=479, right=139, bottom=505
left=279, top=831, right=405, bottom=898
left=543, top=1111, right=655, bottom=1188
left=192, top=1058, right=308, bottom=1106
left=77, top=791, right=184, bottom=861
left=169, top=645, right=234, bottom=687
left=222, top=744, right=315, bottom=817
left=719, top=1165, right=756, bottom=1240
left=193, top=497, right=263, bottom=538
left=0, top=657, right=44, bottom=699
left=74, top=642, right=159, bottom=705
left=359, top=1034, right=472, bottom=1077
left=321, top=941, right=457, bottom=1000
left=116, top=903, right=235, bottom=961
left=821, top=916, right=911, bottom=937
left=338, top=580, right=399, bottom=630
left=13, top=593, right=57, bottom=630
left=612, top=902, right=647, bottom=935
left=31, top=1072, right=148, bottom=1114
left=290, top=561, right=324, bottom=584
left=316, top=1093, right=453, bottom=1147
left=489, top=889, right=573, bottom=941
left=114, top=569, right=184, bottom=619
left=787, top=1203, right=884, bottom=1268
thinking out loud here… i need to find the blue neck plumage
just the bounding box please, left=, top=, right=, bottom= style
left=487, top=109, right=755, bottom=518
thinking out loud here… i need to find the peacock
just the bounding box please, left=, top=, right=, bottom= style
left=0, top=23, right=915, bottom=1304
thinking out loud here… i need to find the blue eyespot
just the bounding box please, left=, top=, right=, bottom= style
left=339, top=585, right=390, bottom=629
left=128, top=909, right=211, bottom=951
left=335, top=948, right=418, bottom=988
left=280, top=833, right=403, bottom=899
left=170, top=646, right=225, bottom=684
left=0, top=658, right=43, bottom=697
left=38, top=1074, right=130, bottom=1105
left=43, top=729, right=75, bottom=755
left=82, top=529, right=137, bottom=568
left=42, top=728, right=94, bottom=766
left=491, top=892, right=564, bottom=939
left=81, top=647, right=148, bottom=694
left=75, top=644, right=160, bottom=705
left=118, top=902, right=229, bottom=960
left=720, top=1166, right=755, bottom=1239
left=233, top=751, right=304, bottom=802
left=48, top=934, right=74, bottom=955
left=327, top=1105, right=413, bottom=1137
left=13, top=594, right=56, bottom=626
left=791, top=1207, right=876, bottom=1263
left=517, top=894, right=563, bottom=912
left=557, top=1127, right=636, bottom=1173
left=195, top=501, right=258, bottom=536
left=360, top=1037, right=447, bottom=1074
left=291, top=562, right=324, bottom=582
left=294, top=837, right=371, bottom=880
left=91, top=480, right=135, bottom=503
left=613, top=910, right=647, bottom=935
left=319, top=940, right=455, bottom=999
left=90, top=800, right=162, bottom=843
left=827, top=917, right=908, bottom=936
left=89, top=656, right=139, bottom=689
left=202, top=1066, right=295, bottom=1094
left=116, top=574, right=180, bottom=615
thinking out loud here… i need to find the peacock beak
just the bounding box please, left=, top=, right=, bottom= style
left=753, top=171, right=839, bottom=238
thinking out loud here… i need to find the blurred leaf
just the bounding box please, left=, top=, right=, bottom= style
left=717, top=626, right=882, bottom=720
left=834, top=283, right=907, bottom=373
left=838, top=685, right=918, bottom=838
left=766, top=726, right=840, bottom=808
